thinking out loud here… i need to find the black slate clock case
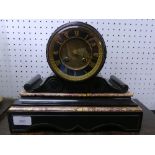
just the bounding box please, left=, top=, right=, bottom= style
left=7, top=22, right=143, bottom=133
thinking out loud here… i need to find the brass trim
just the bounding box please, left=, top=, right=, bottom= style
left=20, top=90, right=134, bottom=97
left=9, top=106, right=142, bottom=113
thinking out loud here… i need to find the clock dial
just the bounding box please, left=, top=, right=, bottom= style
left=47, top=22, right=107, bottom=81
left=60, top=38, right=91, bottom=70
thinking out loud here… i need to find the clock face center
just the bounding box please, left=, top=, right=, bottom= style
left=59, top=38, right=92, bottom=70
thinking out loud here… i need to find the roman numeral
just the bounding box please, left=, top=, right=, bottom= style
left=53, top=51, right=59, bottom=55
left=55, top=36, right=63, bottom=45
left=64, top=67, right=68, bottom=73
left=56, top=40, right=63, bottom=45
left=86, top=37, right=97, bottom=47
left=63, top=32, right=69, bottom=39
left=93, top=53, right=98, bottom=58
left=91, top=42, right=97, bottom=47
left=73, top=71, right=77, bottom=76
left=55, top=60, right=61, bottom=66
left=84, top=66, right=92, bottom=72
left=84, top=34, right=89, bottom=40
left=92, top=56, right=98, bottom=63
left=83, top=70, right=88, bottom=73
left=74, top=30, right=79, bottom=37
left=89, top=61, right=95, bottom=68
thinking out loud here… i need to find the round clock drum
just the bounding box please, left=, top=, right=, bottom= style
left=46, top=22, right=107, bottom=81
